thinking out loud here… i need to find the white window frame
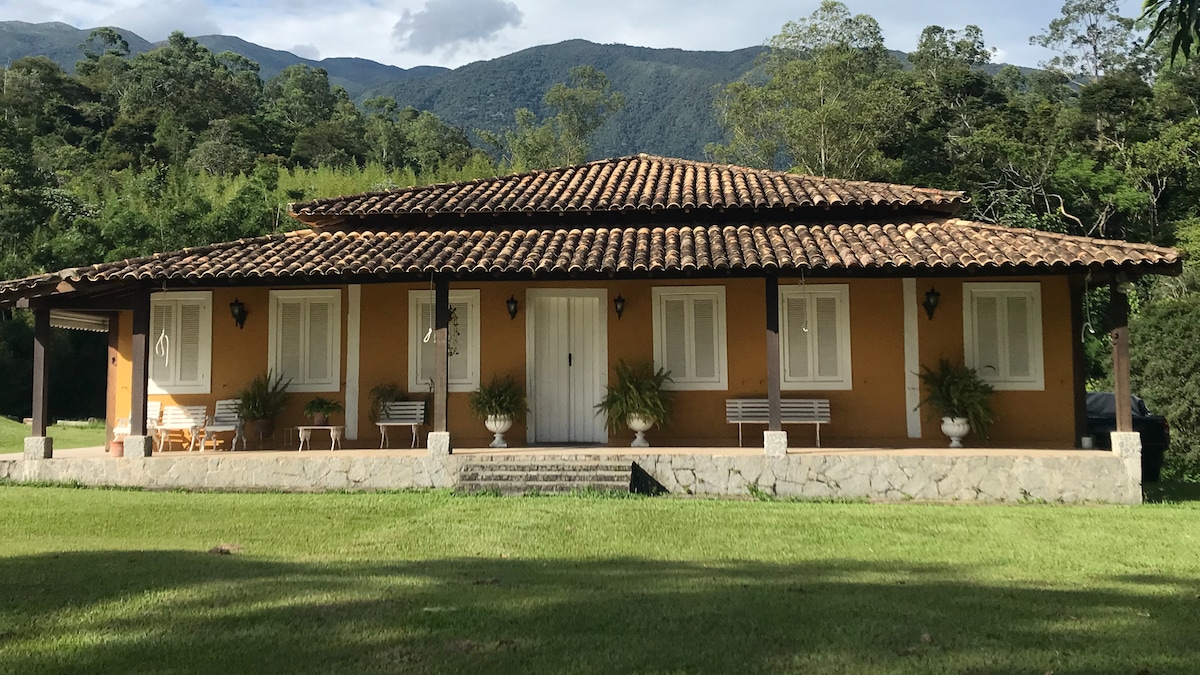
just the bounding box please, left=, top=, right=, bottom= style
left=652, top=286, right=728, bottom=391
left=408, top=289, right=481, bottom=393
left=268, top=289, right=342, bottom=393
left=962, top=282, right=1045, bottom=391
left=148, top=291, right=212, bottom=395
left=779, top=284, right=853, bottom=391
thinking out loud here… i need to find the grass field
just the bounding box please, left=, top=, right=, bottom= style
left=0, top=417, right=106, bottom=454
left=1, top=487, right=1198, bottom=674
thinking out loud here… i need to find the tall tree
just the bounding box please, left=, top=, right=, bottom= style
left=708, top=1, right=906, bottom=178
left=1031, top=0, right=1138, bottom=84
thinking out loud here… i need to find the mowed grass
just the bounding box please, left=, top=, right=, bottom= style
left=1, top=487, right=1198, bottom=674
left=0, top=417, right=106, bottom=454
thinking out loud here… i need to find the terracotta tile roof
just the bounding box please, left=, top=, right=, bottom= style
left=0, top=219, right=1180, bottom=300
left=290, top=154, right=966, bottom=221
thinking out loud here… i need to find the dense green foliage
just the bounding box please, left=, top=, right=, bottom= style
left=1131, top=297, right=1200, bottom=480
left=1, top=486, right=1199, bottom=672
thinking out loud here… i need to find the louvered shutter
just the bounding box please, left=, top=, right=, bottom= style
left=784, top=295, right=809, bottom=380
left=973, top=295, right=1001, bottom=378
left=277, top=300, right=304, bottom=384
left=692, top=297, right=717, bottom=380
left=150, top=302, right=175, bottom=385
left=307, top=300, right=331, bottom=383
left=177, top=302, right=202, bottom=384
left=417, top=300, right=434, bottom=387
left=448, top=301, right=469, bottom=382
left=814, top=295, right=840, bottom=379
left=1005, top=295, right=1031, bottom=378
left=661, top=297, right=688, bottom=379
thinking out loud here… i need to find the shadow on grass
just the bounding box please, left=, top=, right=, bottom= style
left=1145, top=481, right=1200, bottom=503
left=0, top=552, right=1197, bottom=674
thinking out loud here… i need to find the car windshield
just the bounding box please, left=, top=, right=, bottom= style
left=1085, top=392, right=1152, bottom=417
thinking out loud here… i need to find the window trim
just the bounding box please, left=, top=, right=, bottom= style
left=778, top=283, right=853, bottom=391
left=962, top=282, right=1045, bottom=391
left=268, top=289, right=342, bottom=394
left=651, top=286, right=729, bottom=391
left=408, top=289, right=481, bottom=394
left=148, top=291, right=213, bottom=395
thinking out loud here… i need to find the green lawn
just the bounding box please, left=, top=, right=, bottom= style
left=1, top=488, right=1198, bottom=673
left=0, top=417, right=106, bottom=453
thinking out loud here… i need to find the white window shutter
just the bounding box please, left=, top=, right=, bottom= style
left=973, top=295, right=1001, bottom=379
left=691, top=297, right=717, bottom=380
left=417, top=301, right=434, bottom=387
left=815, top=295, right=840, bottom=379
left=661, top=297, right=688, bottom=380
left=150, top=302, right=175, bottom=385
left=177, top=303, right=202, bottom=384
left=784, top=295, right=809, bottom=380
left=448, top=301, right=469, bottom=382
left=1005, top=295, right=1031, bottom=378
left=278, top=300, right=304, bottom=384
left=307, top=300, right=331, bottom=382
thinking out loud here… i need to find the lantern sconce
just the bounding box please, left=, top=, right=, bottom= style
left=229, top=298, right=248, bottom=329
left=922, top=287, right=940, bottom=320
left=506, top=295, right=519, bottom=320
left=613, top=294, right=626, bottom=320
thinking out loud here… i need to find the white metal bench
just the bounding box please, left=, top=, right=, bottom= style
left=114, top=401, right=162, bottom=443
left=157, top=405, right=208, bottom=452
left=377, top=401, right=427, bottom=448
left=726, top=398, right=831, bottom=447
left=201, top=399, right=245, bottom=452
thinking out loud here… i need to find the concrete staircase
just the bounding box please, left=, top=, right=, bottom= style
left=457, top=455, right=633, bottom=495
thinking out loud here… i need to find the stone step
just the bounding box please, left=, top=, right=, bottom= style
left=459, top=470, right=631, bottom=483
left=458, top=462, right=631, bottom=474
left=458, top=480, right=631, bottom=495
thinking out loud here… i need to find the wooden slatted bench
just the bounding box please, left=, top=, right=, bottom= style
left=377, top=401, right=427, bottom=448
left=157, top=404, right=208, bottom=452
left=725, top=398, right=831, bottom=447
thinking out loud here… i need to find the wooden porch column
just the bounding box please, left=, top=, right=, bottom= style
left=1069, top=277, right=1088, bottom=446
left=31, top=308, right=51, bottom=437
left=432, top=276, right=450, bottom=433
left=130, top=290, right=151, bottom=437
left=105, top=312, right=120, bottom=444
left=765, top=274, right=782, bottom=432
left=1110, top=282, right=1132, bottom=432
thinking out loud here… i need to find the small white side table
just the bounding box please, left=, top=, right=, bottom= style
left=296, top=425, right=344, bottom=451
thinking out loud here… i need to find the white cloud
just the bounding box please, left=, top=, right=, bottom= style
left=392, top=0, right=522, bottom=56
left=289, top=43, right=320, bottom=60
left=98, top=0, right=220, bottom=41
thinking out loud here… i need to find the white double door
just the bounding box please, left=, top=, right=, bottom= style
left=526, top=290, right=608, bottom=444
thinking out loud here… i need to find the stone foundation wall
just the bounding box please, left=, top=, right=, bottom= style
left=0, top=450, right=1140, bottom=504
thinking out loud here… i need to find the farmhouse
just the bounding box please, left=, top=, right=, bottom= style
left=0, top=155, right=1183, bottom=500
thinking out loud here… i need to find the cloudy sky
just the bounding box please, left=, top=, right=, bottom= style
left=0, top=0, right=1146, bottom=69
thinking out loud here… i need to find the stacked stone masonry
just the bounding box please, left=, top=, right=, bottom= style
left=0, top=450, right=1140, bottom=504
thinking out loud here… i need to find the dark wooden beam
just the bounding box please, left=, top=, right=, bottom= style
left=433, top=276, right=450, bottom=433
left=1069, top=277, right=1088, bottom=447
left=130, top=289, right=151, bottom=436
left=31, top=308, right=51, bottom=437
left=1110, top=283, right=1132, bottom=433
left=765, top=274, right=782, bottom=432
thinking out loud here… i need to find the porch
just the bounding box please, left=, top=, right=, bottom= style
left=1, top=442, right=1141, bottom=504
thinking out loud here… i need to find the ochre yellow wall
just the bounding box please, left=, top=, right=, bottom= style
left=110, top=276, right=1076, bottom=449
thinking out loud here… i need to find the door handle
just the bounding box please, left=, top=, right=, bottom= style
left=568, top=353, right=573, bottom=367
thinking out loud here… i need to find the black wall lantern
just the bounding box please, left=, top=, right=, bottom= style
left=613, top=294, right=626, bottom=319
left=506, top=295, right=519, bottom=320
left=229, top=298, right=248, bottom=329
left=922, top=287, right=940, bottom=320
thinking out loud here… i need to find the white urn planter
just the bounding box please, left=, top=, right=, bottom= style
left=485, top=414, right=513, bottom=448
left=627, top=414, right=653, bottom=447
left=940, top=416, right=970, bottom=448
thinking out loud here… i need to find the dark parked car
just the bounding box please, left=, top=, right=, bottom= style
left=1085, top=392, right=1169, bottom=482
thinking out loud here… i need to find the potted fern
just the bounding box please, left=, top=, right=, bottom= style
left=595, top=360, right=672, bottom=447
left=918, top=358, right=995, bottom=448
left=368, top=382, right=406, bottom=423
left=302, top=397, right=344, bottom=426
left=468, top=375, right=526, bottom=448
left=236, top=371, right=291, bottom=437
